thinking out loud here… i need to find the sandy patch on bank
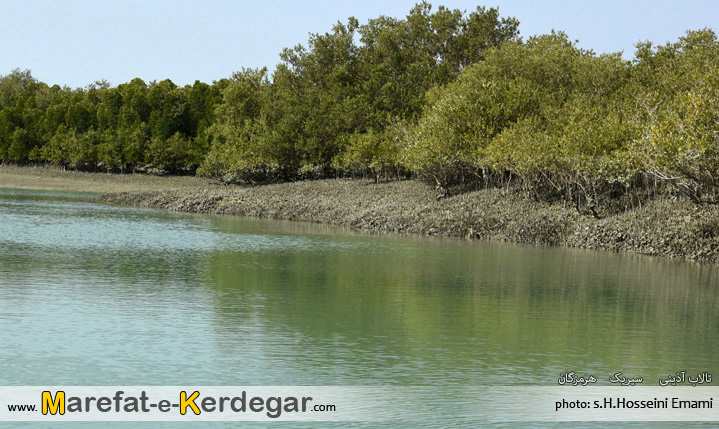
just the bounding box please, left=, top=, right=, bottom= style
left=0, top=165, right=214, bottom=193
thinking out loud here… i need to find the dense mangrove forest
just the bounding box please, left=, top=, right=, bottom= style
left=1, top=2, right=718, bottom=215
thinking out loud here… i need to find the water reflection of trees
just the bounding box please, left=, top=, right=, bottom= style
left=202, top=236, right=719, bottom=383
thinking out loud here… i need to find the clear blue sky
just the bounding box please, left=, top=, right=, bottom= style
left=1, top=0, right=716, bottom=88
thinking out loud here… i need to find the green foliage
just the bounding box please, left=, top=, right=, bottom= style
left=630, top=29, right=719, bottom=202
left=0, top=67, right=221, bottom=171
left=1, top=4, right=717, bottom=214
left=197, top=68, right=281, bottom=180
left=398, top=30, right=651, bottom=213
left=332, top=123, right=406, bottom=181
left=357, top=3, right=519, bottom=124
left=402, top=33, right=625, bottom=185
left=197, top=2, right=519, bottom=182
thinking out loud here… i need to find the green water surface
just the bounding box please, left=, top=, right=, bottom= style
left=1, top=188, right=718, bottom=425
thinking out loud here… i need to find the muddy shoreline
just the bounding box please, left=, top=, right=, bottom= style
left=0, top=164, right=213, bottom=193
left=96, top=178, right=719, bottom=264
left=3, top=165, right=716, bottom=263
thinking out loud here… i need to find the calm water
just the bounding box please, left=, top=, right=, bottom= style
left=1, top=188, right=718, bottom=425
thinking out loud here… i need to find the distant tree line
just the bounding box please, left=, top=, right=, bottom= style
left=1, top=2, right=718, bottom=212
left=0, top=71, right=223, bottom=174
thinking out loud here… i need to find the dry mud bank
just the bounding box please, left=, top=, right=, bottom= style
left=97, top=179, right=719, bottom=264
left=0, top=164, right=213, bottom=193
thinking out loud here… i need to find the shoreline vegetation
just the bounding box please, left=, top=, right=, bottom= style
left=2, top=164, right=718, bottom=263
left=1, top=3, right=718, bottom=261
